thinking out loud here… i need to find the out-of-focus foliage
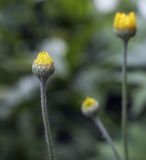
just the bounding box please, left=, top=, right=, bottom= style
left=0, top=0, right=146, bottom=160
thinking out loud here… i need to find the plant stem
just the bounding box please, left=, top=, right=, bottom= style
left=40, top=78, right=55, bottom=160
left=122, top=39, right=129, bottom=160
left=92, top=117, right=121, bottom=160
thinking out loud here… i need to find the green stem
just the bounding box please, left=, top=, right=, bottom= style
left=40, top=78, right=55, bottom=160
left=93, top=117, right=121, bottom=160
left=122, top=39, right=129, bottom=160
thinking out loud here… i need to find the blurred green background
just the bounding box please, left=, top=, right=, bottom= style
left=0, top=0, right=146, bottom=160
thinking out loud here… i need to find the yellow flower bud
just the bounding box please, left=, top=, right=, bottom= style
left=81, top=97, right=100, bottom=117
left=32, top=51, right=55, bottom=79
left=113, top=12, right=137, bottom=40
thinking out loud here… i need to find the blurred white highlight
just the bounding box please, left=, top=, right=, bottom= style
left=138, top=0, right=146, bottom=18
left=93, top=0, right=119, bottom=13
left=41, top=37, right=69, bottom=77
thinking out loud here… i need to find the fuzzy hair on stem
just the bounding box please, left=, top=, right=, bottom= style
left=40, top=78, right=55, bottom=160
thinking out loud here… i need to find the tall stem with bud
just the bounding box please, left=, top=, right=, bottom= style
left=113, top=12, right=137, bottom=160
left=81, top=97, right=121, bottom=160
left=32, top=51, right=55, bottom=160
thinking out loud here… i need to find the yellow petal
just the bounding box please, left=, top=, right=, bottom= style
left=34, top=51, right=54, bottom=65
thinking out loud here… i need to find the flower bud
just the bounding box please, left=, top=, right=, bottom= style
left=113, top=12, right=137, bottom=40
left=32, top=51, right=55, bottom=80
left=81, top=97, right=100, bottom=117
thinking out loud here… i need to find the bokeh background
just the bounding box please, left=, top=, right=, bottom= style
left=0, top=0, right=146, bottom=160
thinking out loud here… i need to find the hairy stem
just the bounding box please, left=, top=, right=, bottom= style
left=93, top=117, right=121, bottom=160
left=40, top=78, right=55, bottom=160
left=122, top=39, right=129, bottom=160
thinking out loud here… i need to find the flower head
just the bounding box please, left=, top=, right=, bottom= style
left=32, top=51, right=55, bottom=79
left=113, top=12, right=137, bottom=40
left=81, top=97, right=100, bottom=117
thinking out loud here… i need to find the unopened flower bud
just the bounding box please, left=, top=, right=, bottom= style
left=81, top=97, right=100, bottom=117
left=113, top=12, right=137, bottom=40
left=32, top=51, right=55, bottom=80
